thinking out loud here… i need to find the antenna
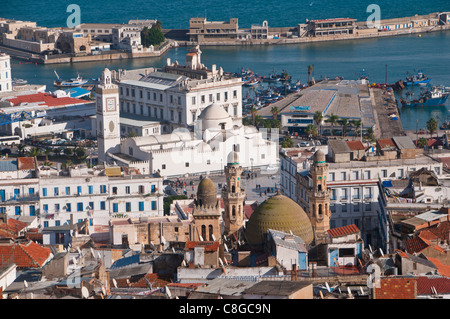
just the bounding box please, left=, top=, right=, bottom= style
left=172, top=247, right=176, bottom=253
left=112, top=278, right=118, bottom=288
left=182, top=260, right=187, bottom=267
left=347, top=287, right=352, bottom=296
left=23, top=280, right=28, bottom=288
left=101, top=286, right=107, bottom=296
left=90, top=247, right=95, bottom=258
left=224, top=243, right=229, bottom=252
left=219, top=257, right=224, bottom=267
left=359, top=286, right=364, bottom=295
left=379, top=248, right=384, bottom=257
left=369, top=245, right=373, bottom=253
left=325, top=282, right=331, bottom=292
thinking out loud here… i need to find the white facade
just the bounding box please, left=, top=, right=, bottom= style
left=0, top=165, right=164, bottom=229
left=0, top=53, right=12, bottom=93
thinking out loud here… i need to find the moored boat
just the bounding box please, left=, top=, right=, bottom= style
left=53, top=71, right=88, bottom=88
left=403, top=71, right=431, bottom=86
left=400, top=86, right=449, bottom=107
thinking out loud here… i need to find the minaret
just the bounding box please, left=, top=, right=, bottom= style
left=96, top=68, right=120, bottom=164
left=222, top=150, right=246, bottom=237
left=0, top=53, right=12, bottom=93
left=308, top=150, right=331, bottom=244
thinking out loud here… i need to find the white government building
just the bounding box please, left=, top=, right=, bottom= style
left=94, top=50, right=278, bottom=178
left=0, top=53, right=12, bottom=93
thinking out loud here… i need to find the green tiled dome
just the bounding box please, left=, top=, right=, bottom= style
left=245, top=193, right=314, bottom=246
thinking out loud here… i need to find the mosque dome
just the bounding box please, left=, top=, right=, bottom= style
left=313, top=150, right=326, bottom=164
left=198, top=103, right=233, bottom=131
left=197, top=177, right=218, bottom=207
left=245, top=193, right=314, bottom=246
left=227, top=150, right=239, bottom=165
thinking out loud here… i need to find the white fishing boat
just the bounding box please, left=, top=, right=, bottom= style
left=53, top=70, right=88, bottom=88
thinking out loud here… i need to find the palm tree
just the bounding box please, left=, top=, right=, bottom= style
left=351, top=119, right=362, bottom=137
left=17, top=143, right=26, bottom=157
left=155, top=20, right=162, bottom=31
left=427, top=118, right=438, bottom=138
left=365, top=127, right=375, bottom=141
left=249, top=106, right=258, bottom=126
left=27, top=147, right=42, bottom=158
left=270, top=106, right=280, bottom=120
left=339, top=118, right=349, bottom=137
left=43, top=148, right=51, bottom=162
left=417, top=137, right=428, bottom=149
left=313, top=111, right=323, bottom=137
left=327, top=113, right=339, bottom=136
left=305, top=124, right=318, bottom=138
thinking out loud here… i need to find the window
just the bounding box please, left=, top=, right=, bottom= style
left=100, top=201, right=106, bottom=210
left=224, top=92, right=228, bottom=101
left=43, top=204, right=48, bottom=212
left=331, top=189, right=336, bottom=200
left=44, top=221, right=49, bottom=228
left=42, top=188, right=47, bottom=197
left=88, top=185, right=93, bottom=195
left=342, top=204, right=348, bottom=213
left=55, top=220, right=60, bottom=226
left=151, top=185, right=156, bottom=193
left=353, top=203, right=360, bottom=212
left=341, top=172, right=346, bottom=181
left=66, top=187, right=70, bottom=195
left=77, top=202, right=83, bottom=212
left=162, top=164, right=166, bottom=170
left=201, top=95, right=205, bottom=104
left=209, top=94, right=213, bottom=102
left=398, top=168, right=404, bottom=178
left=216, top=93, right=220, bottom=101
left=55, top=204, right=60, bottom=212
left=339, top=248, right=355, bottom=257
left=100, top=185, right=107, bottom=194
left=151, top=201, right=157, bottom=210
left=54, top=187, right=59, bottom=196
left=89, top=202, right=94, bottom=210
left=185, top=162, right=189, bottom=167
left=329, top=172, right=335, bottom=181
left=14, top=206, right=21, bottom=215
left=341, top=188, right=348, bottom=200
left=381, top=169, right=387, bottom=178
left=365, top=187, right=373, bottom=199
left=113, top=203, right=118, bottom=213
left=139, top=201, right=144, bottom=211
left=77, top=186, right=82, bottom=195
left=125, top=186, right=130, bottom=194
left=126, top=202, right=131, bottom=212
left=233, top=90, right=237, bottom=98
left=29, top=205, right=36, bottom=216
left=352, top=171, right=359, bottom=180
left=192, top=96, right=196, bottom=105
left=66, top=203, right=71, bottom=212
left=139, top=185, right=145, bottom=194
left=364, top=170, right=371, bottom=180
left=29, top=188, right=35, bottom=195
left=353, top=188, right=360, bottom=200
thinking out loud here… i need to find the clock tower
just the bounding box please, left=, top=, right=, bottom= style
left=96, top=68, right=120, bottom=164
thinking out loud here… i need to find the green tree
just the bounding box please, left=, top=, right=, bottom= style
left=74, top=147, right=87, bottom=160
left=327, top=113, right=339, bottom=136
left=351, top=119, right=362, bottom=137
left=365, top=127, right=375, bottom=141
left=62, top=159, right=73, bottom=169
left=27, top=147, right=42, bottom=158
left=64, top=147, right=73, bottom=158
left=249, top=106, right=258, bottom=125
left=271, top=106, right=280, bottom=120
left=417, top=137, right=428, bottom=149
left=339, top=118, right=349, bottom=137
left=17, top=143, right=26, bottom=157
left=313, top=111, right=323, bottom=137
left=281, top=137, right=294, bottom=148
left=305, top=124, right=318, bottom=138
left=426, top=118, right=438, bottom=138
left=141, top=26, right=165, bottom=47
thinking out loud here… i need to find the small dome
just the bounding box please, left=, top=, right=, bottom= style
left=197, top=178, right=217, bottom=207
left=245, top=193, right=314, bottom=246
left=198, top=103, right=231, bottom=121
left=313, top=150, right=326, bottom=164
left=227, top=150, right=239, bottom=165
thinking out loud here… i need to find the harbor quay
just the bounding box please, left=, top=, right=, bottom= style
left=1, top=11, right=450, bottom=64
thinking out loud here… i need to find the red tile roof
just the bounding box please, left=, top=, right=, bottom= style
left=405, top=236, right=431, bottom=254
left=167, top=282, right=203, bottom=289
left=377, top=138, right=396, bottom=149
left=374, top=277, right=417, bottom=299
left=185, top=241, right=220, bottom=252
left=6, top=92, right=87, bottom=107
left=327, top=224, right=360, bottom=238
left=419, top=230, right=439, bottom=242
left=427, top=258, right=450, bottom=277
left=416, top=276, right=450, bottom=295
left=18, top=157, right=35, bottom=170
left=112, top=273, right=172, bottom=289
left=0, top=240, right=51, bottom=268
left=346, top=140, right=365, bottom=151
left=0, top=218, right=28, bottom=239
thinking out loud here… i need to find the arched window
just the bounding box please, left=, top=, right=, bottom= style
left=232, top=205, right=236, bottom=217
left=201, top=225, right=206, bottom=241
left=209, top=225, right=214, bottom=241
left=318, top=204, right=323, bottom=218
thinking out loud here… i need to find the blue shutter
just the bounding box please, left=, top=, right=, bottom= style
left=139, top=202, right=144, bottom=211
left=42, top=188, right=47, bottom=197
left=151, top=201, right=157, bottom=210
left=0, top=190, right=5, bottom=202
left=88, top=185, right=93, bottom=194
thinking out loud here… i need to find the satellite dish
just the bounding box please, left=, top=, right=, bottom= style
left=172, top=247, right=176, bottom=253
left=101, top=286, right=106, bottom=296
left=368, top=245, right=373, bottom=253
left=219, top=258, right=224, bottom=267
left=379, top=248, right=384, bottom=257
left=199, top=235, right=204, bottom=242
left=360, top=286, right=364, bottom=295
left=112, top=278, right=118, bottom=288
left=223, top=235, right=227, bottom=241
left=289, top=230, right=293, bottom=235
left=81, top=286, right=89, bottom=299
left=325, top=282, right=331, bottom=292
left=338, top=287, right=342, bottom=294
left=224, top=243, right=229, bottom=252
left=347, top=287, right=352, bottom=296
left=97, top=252, right=102, bottom=260
left=90, top=247, right=95, bottom=258
left=23, top=280, right=28, bottom=288
left=150, top=241, right=155, bottom=250
left=212, top=234, right=216, bottom=241
left=161, top=236, right=166, bottom=245
left=182, top=260, right=187, bottom=267
left=224, top=257, right=228, bottom=264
